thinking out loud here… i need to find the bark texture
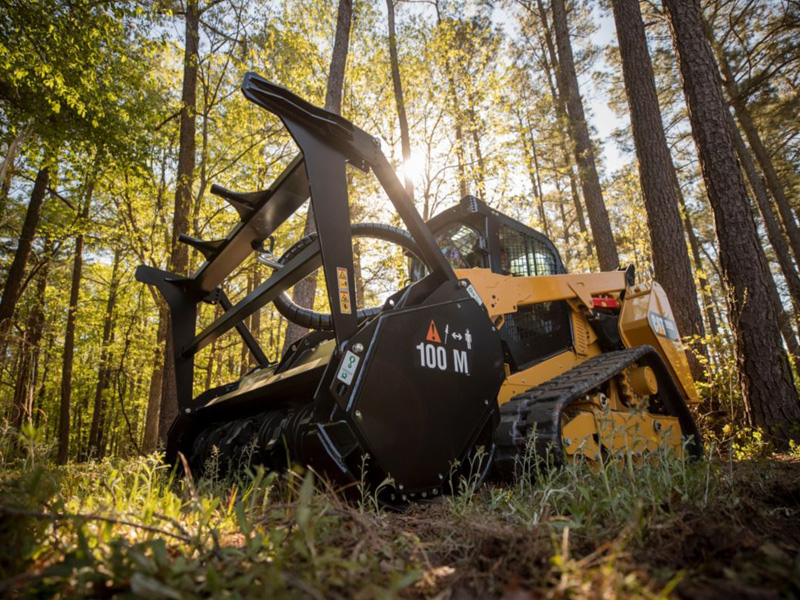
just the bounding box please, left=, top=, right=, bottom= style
left=282, top=0, right=353, bottom=352
left=57, top=187, right=93, bottom=464
left=0, top=165, right=49, bottom=343
left=88, top=248, right=121, bottom=458
left=712, top=43, right=800, bottom=266
left=551, top=0, right=619, bottom=271
left=159, top=0, right=200, bottom=442
left=610, top=0, right=705, bottom=377
left=664, top=0, right=800, bottom=446
left=386, top=0, right=413, bottom=199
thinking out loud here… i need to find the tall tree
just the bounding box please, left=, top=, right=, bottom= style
left=159, top=0, right=202, bottom=442
left=551, top=0, right=619, bottom=271
left=532, top=0, right=592, bottom=256
left=11, top=239, right=50, bottom=430
left=386, top=0, right=414, bottom=200
left=57, top=181, right=94, bottom=464
left=142, top=305, right=167, bottom=453
left=0, top=164, right=49, bottom=349
left=609, top=0, right=705, bottom=375
left=282, top=0, right=353, bottom=353
left=87, top=248, right=122, bottom=458
left=663, top=0, right=800, bottom=447
left=709, top=31, right=800, bottom=267
left=671, top=166, right=719, bottom=338
left=726, top=108, right=800, bottom=339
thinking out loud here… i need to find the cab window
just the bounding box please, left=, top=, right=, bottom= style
left=499, top=226, right=558, bottom=276
left=436, top=224, right=485, bottom=270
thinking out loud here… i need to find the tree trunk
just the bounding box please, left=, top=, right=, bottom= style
left=534, top=0, right=592, bottom=257
left=773, top=278, right=800, bottom=364
left=672, top=166, right=719, bottom=337
left=558, top=199, right=570, bottom=255
left=282, top=0, right=353, bottom=353
left=727, top=109, right=800, bottom=332
left=251, top=267, right=262, bottom=345
left=0, top=126, right=28, bottom=208
left=711, top=39, right=800, bottom=266
left=57, top=185, right=93, bottom=464
left=529, top=135, right=550, bottom=239
left=551, top=0, right=619, bottom=271
left=354, top=240, right=365, bottom=308
left=386, top=0, right=413, bottom=200
left=142, top=301, right=167, bottom=453
left=516, top=108, right=551, bottom=239
left=159, top=0, right=200, bottom=442
left=204, top=302, right=221, bottom=390
left=239, top=272, right=254, bottom=377
left=0, top=165, right=49, bottom=347
left=467, top=94, right=487, bottom=199
left=11, top=239, right=50, bottom=430
left=664, top=0, right=800, bottom=447
left=88, top=248, right=121, bottom=458
left=610, top=0, right=706, bottom=378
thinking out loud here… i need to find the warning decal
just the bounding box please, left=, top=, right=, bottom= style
left=339, top=290, right=352, bottom=314
left=337, top=267, right=352, bottom=314
left=416, top=319, right=472, bottom=376
left=337, top=267, right=348, bottom=291
left=426, top=320, right=441, bottom=343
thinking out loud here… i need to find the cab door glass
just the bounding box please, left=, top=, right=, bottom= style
left=497, top=225, right=570, bottom=370
left=436, top=224, right=485, bottom=269
left=499, top=226, right=558, bottom=276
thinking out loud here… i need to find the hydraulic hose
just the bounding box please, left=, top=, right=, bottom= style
left=269, top=222, right=426, bottom=331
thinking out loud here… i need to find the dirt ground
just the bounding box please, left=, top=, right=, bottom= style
left=3, top=454, right=799, bottom=599
left=378, top=457, right=800, bottom=599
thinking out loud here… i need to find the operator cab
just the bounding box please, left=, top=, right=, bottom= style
left=413, top=196, right=573, bottom=373
left=412, top=196, right=566, bottom=278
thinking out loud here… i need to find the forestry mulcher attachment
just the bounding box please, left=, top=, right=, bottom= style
left=137, top=73, right=702, bottom=503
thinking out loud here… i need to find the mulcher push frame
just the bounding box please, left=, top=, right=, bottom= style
left=137, top=72, right=461, bottom=414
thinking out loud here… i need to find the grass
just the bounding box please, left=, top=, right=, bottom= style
left=1, top=424, right=799, bottom=599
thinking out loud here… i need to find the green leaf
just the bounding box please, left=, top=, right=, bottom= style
left=129, top=573, right=182, bottom=600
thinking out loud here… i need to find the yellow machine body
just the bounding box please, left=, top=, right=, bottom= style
left=455, top=267, right=699, bottom=461
left=455, top=268, right=699, bottom=404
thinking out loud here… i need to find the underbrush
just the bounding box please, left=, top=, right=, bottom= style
left=0, top=427, right=798, bottom=598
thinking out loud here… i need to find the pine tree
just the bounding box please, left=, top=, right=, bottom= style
left=551, top=0, right=619, bottom=271
left=663, top=0, right=800, bottom=447
left=610, top=0, right=706, bottom=376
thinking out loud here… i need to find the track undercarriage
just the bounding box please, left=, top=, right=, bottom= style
left=493, top=346, right=702, bottom=480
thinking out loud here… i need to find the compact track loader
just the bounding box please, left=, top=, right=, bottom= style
left=138, top=73, right=702, bottom=504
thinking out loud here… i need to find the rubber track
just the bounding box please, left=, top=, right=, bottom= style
left=493, top=346, right=663, bottom=480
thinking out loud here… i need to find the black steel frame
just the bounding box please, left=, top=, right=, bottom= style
left=137, top=72, right=457, bottom=412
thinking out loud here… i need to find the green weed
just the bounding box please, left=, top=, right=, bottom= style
left=1, top=423, right=797, bottom=598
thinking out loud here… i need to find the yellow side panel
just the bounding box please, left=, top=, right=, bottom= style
left=618, top=282, right=700, bottom=403
left=452, top=268, right=627, bottom=320
left=455, top=267, right=697, bottom=405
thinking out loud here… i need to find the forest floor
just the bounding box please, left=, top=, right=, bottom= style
left=1, top=440, right=799, bottom=599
